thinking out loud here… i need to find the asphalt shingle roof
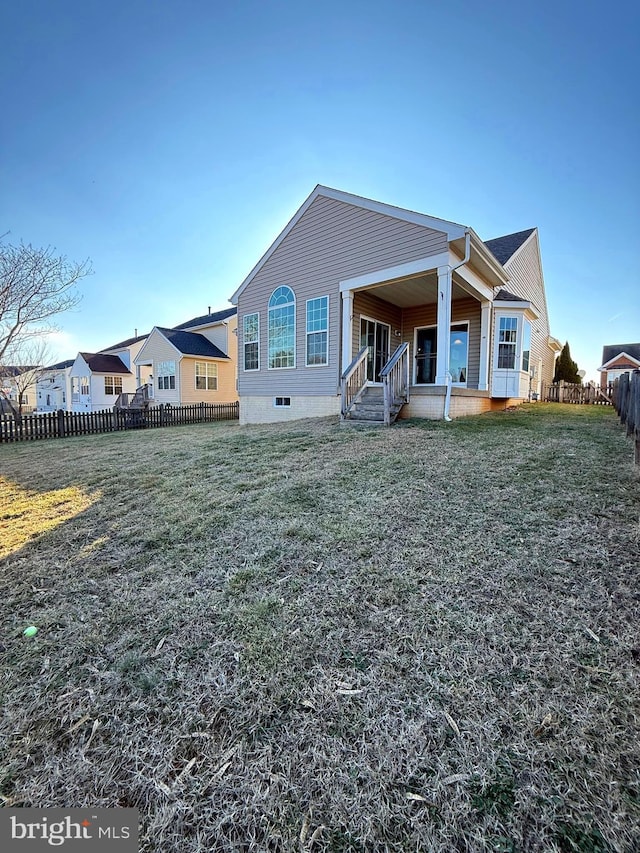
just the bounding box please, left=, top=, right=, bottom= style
left=100, top=333, right=148, bottom=352
left=601, top=343, right=640, bottom=366
left=47, top=359, right=75, bottom=370
left=484, top=229, right=535, bottom=265
left=494, top=288, right=528, bottom=302
left=157, top=328, right=229, bottom=359
left=174, top=307, right=237, bottom=330
left=79, top=353, right=131, bottom=374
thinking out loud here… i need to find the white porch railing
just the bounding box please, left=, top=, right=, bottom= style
left=340, top=346, right=369, bottom=418
left=380, top=343, right=410, bottom=426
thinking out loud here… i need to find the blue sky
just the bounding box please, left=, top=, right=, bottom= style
left=2, top=0, right=638, bottom=381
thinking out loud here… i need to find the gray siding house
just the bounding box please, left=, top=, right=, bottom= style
left=231, top=186, right=559, bottom=425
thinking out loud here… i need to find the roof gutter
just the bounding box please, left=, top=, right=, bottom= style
left=443, top=229, right=471, bottom=421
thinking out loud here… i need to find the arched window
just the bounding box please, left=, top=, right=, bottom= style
left=268, top=286, right=295, bottom=368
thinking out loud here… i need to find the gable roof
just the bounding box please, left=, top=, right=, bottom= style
left=79, top=353, right=131, bottom=374
left=494, top=288, right=528, bottom=302
left=230, top=185, right=475, bottom=304
left=174, top=307, right=237, bottom=331
left=47, top=359, right=75, bottom=370
left=484, top=229, right=536, bottom=265
left=600, top=343, right=640, bottom=368
left=100, top=332, right=148, bottom=352
left=156, top=328, right=229, bottom=359
left=0, top=365, right=39, bottom=377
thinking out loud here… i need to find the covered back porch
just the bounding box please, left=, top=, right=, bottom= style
left=340, top=245, right=503, bottom=423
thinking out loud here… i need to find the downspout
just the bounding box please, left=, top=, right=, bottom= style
left=443, top=229, right=471, bottom=421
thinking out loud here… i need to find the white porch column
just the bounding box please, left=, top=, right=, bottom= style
left=478, top=300, right=491, bottom=391
left=435, top=265, right=452, bottom=385
left=341, top=289, right=354, bottom=374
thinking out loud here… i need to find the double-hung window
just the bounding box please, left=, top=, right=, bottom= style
left=243, top=313, right=259, bottom=371
left=195, top=362, right=218, bottom=390
left=306, top=296, right=329, bottom=366
left=157, top=360, right=176, bottom=390
left=104, top=376, right=123, bottom=396
left=497, top=317, right=518, bottom=369
left=268, top=286, right=295, bottom=369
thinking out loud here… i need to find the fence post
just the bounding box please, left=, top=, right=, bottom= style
left=159, top=404, right=165, bottom=426
left=57, top=409, right=66, bottom=438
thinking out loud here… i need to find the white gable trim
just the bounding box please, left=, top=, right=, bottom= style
left=597, top=351, right=640, bottom=371
left=500, top=228, right=539, bottom=269
left=339, top=252, right=450, bottom=292
left=230, top=186, right=467, bottom=304
left=134, top=328, right=182, bottom=365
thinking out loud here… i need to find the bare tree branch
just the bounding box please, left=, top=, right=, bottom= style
left=0, top=338, right=53, bottom=420
left=0, top=238, right=91, bottom=362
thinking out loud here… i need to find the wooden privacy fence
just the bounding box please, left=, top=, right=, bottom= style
left=543, top=381, right=614, bottom=405
left=612, top=370, right=640, bottom=465
left=0, top=401, right=239, bottom=444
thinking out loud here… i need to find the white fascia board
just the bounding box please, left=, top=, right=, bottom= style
left=133, top=329, right=159, bottom=364
left=69, top=353, right=89, bottom=376
left=133, top=328, right=182, bottom=364
left=451, top=258, right=494, bottom=301
left=230, top=185, right=325, bottom=304
left=469, top=230, right=510, bottom=284
left=597, top=351, right=640, bottom=371
left=230, top=185, right=466, bottom=303
left=316, top=186, right=467, bottom=239
left=493, top=300, right=539, bottom=320
left=339, top=252, right=450, bottom=292
left=502, top=227, right=538, bottom=267
left=547, top=335, right=563, bottom=352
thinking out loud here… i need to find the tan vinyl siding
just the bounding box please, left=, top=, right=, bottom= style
left=401, top=298, right=482, bottom=388
left=501, top=232, right=554, bottom=388
left=134, top=330, right=181, bottom=404
left=353, top=291, right=403, bottom=359
left=238, top=195, right=448, bottom=397
left=179, top=356, right=238, bottom=404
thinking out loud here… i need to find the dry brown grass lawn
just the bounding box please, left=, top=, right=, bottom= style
left=1, top=404, right=638, bottom=852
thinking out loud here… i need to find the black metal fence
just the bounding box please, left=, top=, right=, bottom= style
left=0, top=401, right=239, bottom=443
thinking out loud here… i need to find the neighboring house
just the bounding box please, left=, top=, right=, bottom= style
left=100, top=332, right=152, bottom=389
left=231, top=185, right=560, bottom=424
left=69, top=332, right=151, bottom=412
left=35, top=359, right=74, bottom=411
left=0, top=365, right=39, bottom=414
left=597, top=343, right=640, bottom=388
left=69, top=352, right=136, bottom=412
left=134, top=307, right=238, bottom=405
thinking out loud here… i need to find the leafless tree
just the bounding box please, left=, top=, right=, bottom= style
left=0, top=338, right=54, bottom=419
left=0, top=237, right=91, bottom=363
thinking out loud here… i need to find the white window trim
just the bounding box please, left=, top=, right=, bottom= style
left=104, top=375, right=123, bottom=396
left=243, top=312, right=260, bottom=372
left=305, top=295, right=329, bottom=367
left=360, top=314, right=392, bottom=385
left=195, top=361, right=218, bottom=391
left=449, top=320, right=470, bottom=387
left=274, top=396, right=291, bottom=407
left=268, top=287, right=296, bottom=370
left=412, top=322, right=469, bottom=386
left=493, top=312, right=529, bottom=374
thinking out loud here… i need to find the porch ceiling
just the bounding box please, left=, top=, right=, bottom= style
left=361, top=273, right=471, bottom=308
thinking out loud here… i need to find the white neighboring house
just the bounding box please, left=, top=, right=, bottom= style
left=70, top=352, right=136, bottom=412
left=69, top=332, right=151, bottom=412
left=100, top=333, right=152, bottom=389
left=35, top=360, right=74, bottom=412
